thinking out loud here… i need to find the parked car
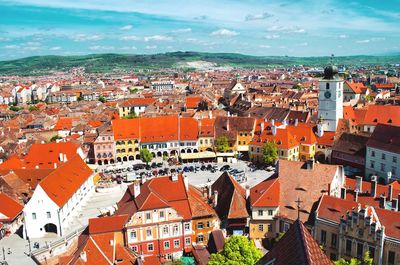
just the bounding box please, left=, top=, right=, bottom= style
left=266, top=166, right=275, bottom=172
left=220, top=165, right=231, bottom=171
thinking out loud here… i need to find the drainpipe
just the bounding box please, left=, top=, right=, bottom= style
left=57, top=209, right=62, bottom=237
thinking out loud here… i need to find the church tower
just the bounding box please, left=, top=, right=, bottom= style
left=318, top=62, right=343, bottom=132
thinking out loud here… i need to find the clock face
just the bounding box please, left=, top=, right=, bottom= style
left=324, top=91, right=331, bottom=99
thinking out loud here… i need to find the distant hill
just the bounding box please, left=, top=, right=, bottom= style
left=0, top=51, right=399, bottom=76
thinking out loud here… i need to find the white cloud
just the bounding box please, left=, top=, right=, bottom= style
left=186, top=38, right=198, bottom=42
left=50, top=46, right=62, bottom=50
left=356, top=39, right=370, bottom=43
left=265, top=34, right=280, bottom=39
left=339, top=34, right=348, bottom=39
left=24, top=46, right=41, bottom=51
left=245, top=12, right=273, bottom=21
left=121, top=46, right=137, bottom=50
left=210, top=29, right=239, bottom=37
left=26, top=41, right=41, bottom=46
left=371, top=37, right=385, bottom=41
left=266, top=25, right=305, bottom=33
left=89, top=45, right=114, bottom=50
left=259, top=45, right=271, bottom=48
left=172, top=28, right=192, bottom=33
left=0, top=37, right=10, bottom=42
left=296, top=42, right=308, bottom=46
left=120, top=25, right=133, bottom=31
left=5, top=45, right=19, bottom=49
left=356, top=37, right=385, bottom=44
left=73, top=34, right=103, bottom=42
left=144, top=35, right=172, bottom=42
left=145, top=45, right=157, bottom=49
left=120, top=35, right=140, bottom=41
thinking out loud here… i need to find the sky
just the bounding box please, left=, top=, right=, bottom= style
left=1, top=0, right=400, bottom=60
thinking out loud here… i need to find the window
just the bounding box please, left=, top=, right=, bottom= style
left=388, top=251, right=395, bottom=265
left=32, top=213, right=36, bottom=220
left=370, top=160, right=375, bottom=169
left=357, top=242, right=363, bottom=259
left=46, top=212, right=51, bottom=219
left=174, top=239, right=180, bottom=248
left=393, top=156, right=397, bottom=163
left=268, top=224, right=273, bottom=232
left=146, top=229, right=152, bottom=237
left=146, top=212, right=151, bottom=220
left=331, top=233, right=337, bottom=248
left=380, top=163, right=385, bottom=172
left=346, top=239, right=352, bottom=255
left=132, top=246, right=138, bottom=252
left=147, top=243, right=154, bottom=252
left=320, top=230, right=326, bottom=244
left=197, top=222, right=204, bottom=229
left=326, top=83, right=330, bottom=90
left=184, top=223, right=190, bottom=231
left=392, top=167, right=397, bottom=175
left=268, top=210, right=273, bottom=216
left=163, top=226, right=169, bottom=235
left=382, top=153, right=386, bottom=160
left=197, top=235, right=204, bottom=243
left=130, top=231, right=137, bottom=238
left=164, top=241, right=170, bottom=249
left=173, top=225, right=179, bottom=234
left=185, top=237, right=191, bottom=246
left=258, top=210, right=263, bottom=216
left=159, top=211, right=164, bottom=218
left=284, top=223, right=290, bottom=232
left=258, top=224, right=263, bottom=232
left=368, top=246, right=375, bottom=261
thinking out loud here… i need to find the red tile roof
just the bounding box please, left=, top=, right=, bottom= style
left=119, top=98, right=156, bottom=107
left=53, top=117, right=76, bottom=131
left=256, top=220, right=333, bottom=265
left=344, top=81, right=366, bottom=94
left=186, top=96, right=202, bottom=109
left=40, top=155, right=93, bottom=207
left=0, top=192, right=23, bottom=222
left=88, top=215, right=129, bottom=234
left=250, top=176, right=280, bottom=207
left=363, top=105, right=400, bottom=126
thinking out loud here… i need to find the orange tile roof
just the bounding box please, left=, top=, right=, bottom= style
left=199, top=118, right=215, bottom=137
left=363, top=105, right=400, bottom=126
left=0, top=192, right=23, bottom=222
left=112, top=116, right=198, bottom=142
left=120, top=98, right=156, bottom=107
left=88, top=215, right=129, bottom=234
left=188, top=185, right=217, bottom=218
left=344, top=81, right=366, bottom=94
left=53, top=117, right=76, bottom=131
left=23, top=142, right=80, bottom=169
left=316, top=131, right=335, bottom=146
left=0, top=155, right=24, bottom=170
left=88, top=120, right=103, bottom=128
left=186, top=96, right=202, bottom=109
left=250, top=176, right=280, bottom=207
left=250, top=122, right=298, bottom=149
left=40, top=155, right=93, bottom=207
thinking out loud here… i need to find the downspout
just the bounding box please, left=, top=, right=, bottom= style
left=57, top=208, right=62, bottom=237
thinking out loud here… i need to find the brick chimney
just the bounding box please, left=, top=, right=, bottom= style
left=388, top=184, right=393, bottom=201
left=371, top=176, right=377, bottom=198
left=354, top=190, right=359, bottom=202
left=355, top=176, right=363, bottom=193
left=379, top=195, right=386, bottom=209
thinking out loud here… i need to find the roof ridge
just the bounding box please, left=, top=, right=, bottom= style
left=89, top=235, right=113, bottom=265
left=252, top=178, right=279, bottom=206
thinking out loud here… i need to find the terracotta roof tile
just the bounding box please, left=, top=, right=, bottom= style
left=0, top=192, right=23, bottom=222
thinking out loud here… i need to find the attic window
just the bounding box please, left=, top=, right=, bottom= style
left=388, top=119, right=392, bottom=123
left=295, top=187, right=306, bottom=191
left=277, top=140, right=282, bottom=145
left=373, top=118, right=378, bottom=122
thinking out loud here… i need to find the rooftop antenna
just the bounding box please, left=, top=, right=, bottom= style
left=295, top=197, right=303, bottom=220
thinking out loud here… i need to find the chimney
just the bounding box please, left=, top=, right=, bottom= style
left=306, top=159, right=315, bottom=170
left=171, top=173, right=178, bottom=182
left=63, top=154, right=67, bottom=162
left=371, top=176, right=377, bottom=198
left=387, top=171, right=392, bottom=183
left=340, top=187, right=346, bottom=200
left=226, top=119, right=230, bottom=131
left=141, top=175, right=146, bottom=184
left=245, top=185, right=250, bottom=199
left=133, top=181, right=141, bottom=198
left=80, top=251, right=87, bottom=263
left=271, top=119, right=275, bottom=126
left=35, top=165, right=39, bottom=169
left=183, top=174, right=188, bottom=191
left=59, top=153, right=63, bottom=162
left=109, top=240, right=114, bottom=246
left=272, top=125, right=277, bottom=136
left=260, top=122, right=265, bottom=133
left=208, top=184, right=212, bottom=199
left=294, top=118, right=298, bottom=126
left=213, top=190, right=218, bottom=208
left=354, top=190, right=359, bottom=202
left=317, top=123, right=324, bottom=137
left=208, top=110, right=212, bottom=119
left=392, top=198, right=399, bottom=211
left=379, top=195, right=386, bottom=209
left=388, top=184, right=393, bottom=201
left=282, top=119, right=287, bottom=128
left=355, top=176, right=363, bottom=193
left=54, top=163, right=57, bottom=169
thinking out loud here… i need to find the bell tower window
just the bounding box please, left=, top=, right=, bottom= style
left=326, top=83, right=330, bottom=90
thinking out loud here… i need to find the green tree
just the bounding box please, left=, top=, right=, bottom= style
left=50, top=135, right=62, bottom=142
left=98, top=96, right=106, bottom=103
left=122, top=113, right=138, bottom=119
left=28, top=106, right=39, bottom=112
left=274, top=232, right=285, bottom=244
left=129, top=88, right=138, bottom=94
left=140, top=148, right=153, bottom=164
left=208, top=236, right=263, bottom=265
left=9, top=106, right=21, bottom=112
left=262, top=142, right=278, bottom=165
left=215, top=136, right=229, bottom=153
left=293, top=84, right=303, bottom=91
left=333, top=251, right=373, bottom=265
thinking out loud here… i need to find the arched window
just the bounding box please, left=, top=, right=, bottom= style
left=128, top=140, right=132, bottom=144
left=326, top=83, right=330, bottom=90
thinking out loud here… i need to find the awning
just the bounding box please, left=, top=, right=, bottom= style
left=181, top=151, right=216, bottom=160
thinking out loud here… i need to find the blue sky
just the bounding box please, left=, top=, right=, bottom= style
left=1, top=0, right=400, bottom=60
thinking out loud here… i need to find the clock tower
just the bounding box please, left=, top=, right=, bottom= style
left=318, top=64, right=343, bottom=132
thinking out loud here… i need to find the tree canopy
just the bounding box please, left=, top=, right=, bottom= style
left=215, top=136, right=230, bottom=153
left=334, top=251, right=373, bottom=265
left=140, top=148, right=153, bottom=164
left=208, top=236, right=263, bottom=265
left=98, top=95, right=106, bottom=103
left=262, top=141, right=278, bottom=165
